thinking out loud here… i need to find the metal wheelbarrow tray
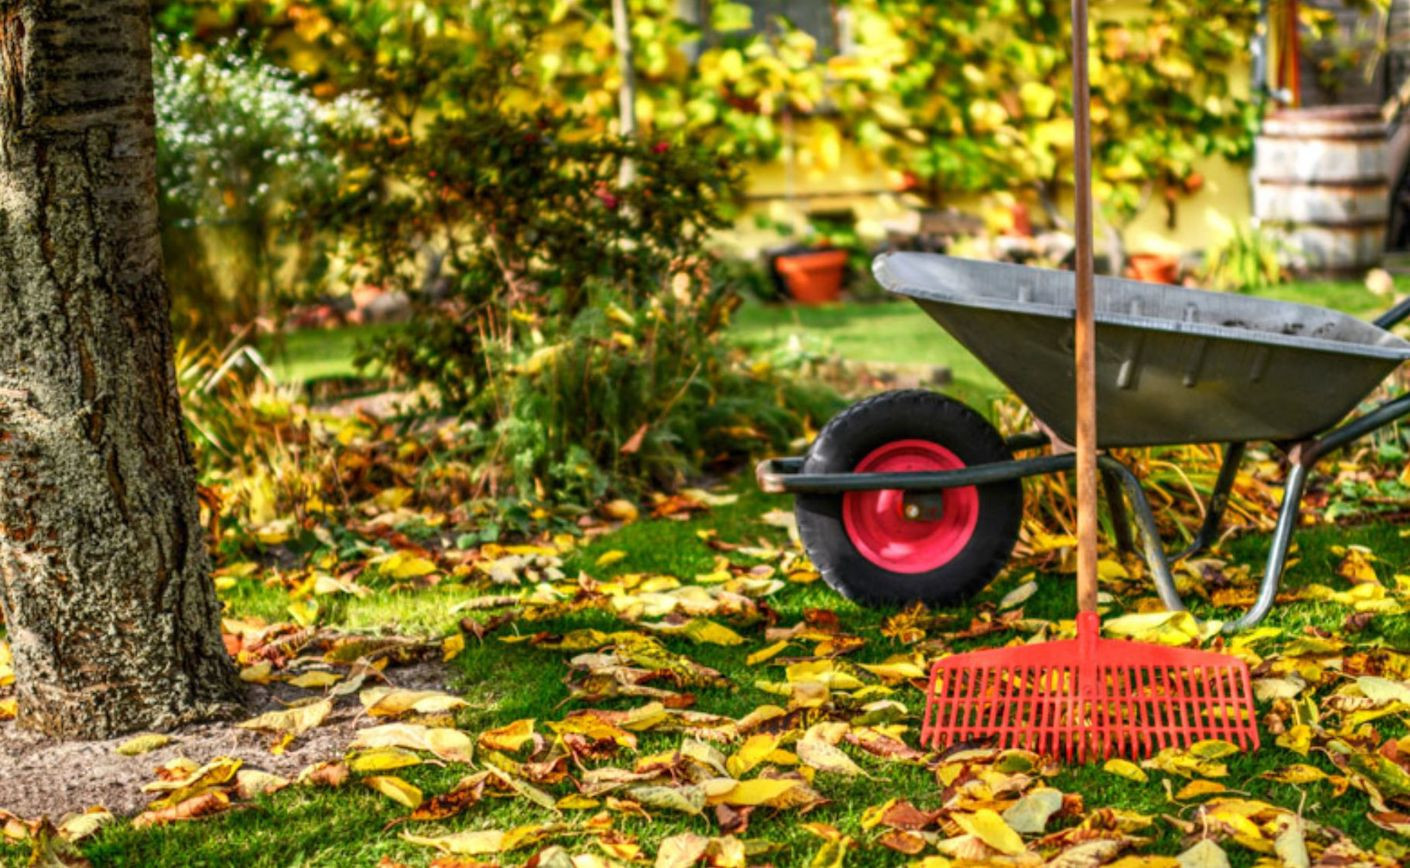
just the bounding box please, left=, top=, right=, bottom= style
left=758, top=252, right=1410, bottom=632
left=876, top=253, right=1410, bottom=447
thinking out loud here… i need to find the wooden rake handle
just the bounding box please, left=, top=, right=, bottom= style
left=1071, top=0, right=1099, bottom=616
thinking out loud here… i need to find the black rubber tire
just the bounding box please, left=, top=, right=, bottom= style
left=795, top=389, right=1022, bottom=608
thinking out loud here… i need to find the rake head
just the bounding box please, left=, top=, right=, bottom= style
left=921, top=613, right=1259, bottom=763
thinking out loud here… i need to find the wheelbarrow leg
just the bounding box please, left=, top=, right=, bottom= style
left=1097, top=457, right=1186, bottom=615
left=1173, top=442, right=1246, bottom=562
left=1099, top=453, right=1306, bottom=633
left=1226, top=461, right=1308, bottom=632
left=1100, top=468, right=1136, bottom=556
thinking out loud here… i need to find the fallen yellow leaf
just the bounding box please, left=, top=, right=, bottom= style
left=601, top=499, right=639, bottom=522
left=479, top=718, right=536, bottom=753
left=348, top=747, right=423, bottom=773
left=364, top=775, right=423, bottom=808
left=596, top=550, right=628, bottom=568
left=116, top=734, right=172, bottom=757
left=726, top=733, right=784, bottom=779
left=954, top=809, right=1026, bottom=856
left=56, top=807, right=114, bottom=843
left=360, top=687, right=468, bottom=718
left=237, top=699, right=332, bottom=738
left=238, top=662, right=276, bottom=684
left=1174, top=779, right=1228, bottom=800
left=442, top=633, right=466, bottom=662
left=234, top=769, right=289, bottom=800
left=701, top=777, right=800, bottom=807
left=1103, top=758, right=1149, bottom=783
left=745, top=640, right=790, bottom=667
left=401, top=828, right=505, bottom=854
left=286, top=671, right=342, bottom=689
left=382, top=551, right=438, bottom=580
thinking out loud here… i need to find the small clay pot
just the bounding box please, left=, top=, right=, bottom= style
left=774, top=249, right=849, bottom=305
left=1126, top=252, right=1180, bottom=285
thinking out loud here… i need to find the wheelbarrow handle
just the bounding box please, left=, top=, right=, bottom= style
left=1373, top=295, right=1410, bottom=330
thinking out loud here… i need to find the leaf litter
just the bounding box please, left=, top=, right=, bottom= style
left=9, top=415, right=1410, bottom=864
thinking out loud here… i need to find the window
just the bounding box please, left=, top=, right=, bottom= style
left=741, top=0, right=837, bottom=53
left=677, top=1, right=843, bottom=56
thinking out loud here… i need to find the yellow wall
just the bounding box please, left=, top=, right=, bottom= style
left=718, top=130, right=1252, bottom=261
left=714, top=120, right=922, bottom=255
left=1122, top=155, right=1251, bottom=257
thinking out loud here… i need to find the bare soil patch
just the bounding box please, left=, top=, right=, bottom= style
left=0, top=660, right=451, bottom=819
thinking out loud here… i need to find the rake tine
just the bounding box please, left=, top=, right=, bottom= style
left=1207, top=665, right=1225, bottom=742
left=921, top=664, right=939, bottom=744
left=922, top=630, right=1259, bottom=761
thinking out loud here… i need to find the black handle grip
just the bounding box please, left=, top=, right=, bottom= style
left=1374, top=296, right=1410, bottom=330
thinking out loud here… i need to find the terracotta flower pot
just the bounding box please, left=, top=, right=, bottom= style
left=1126, top=252, right=1180, bottom=285
left=774, top=249, right=849, bottom=305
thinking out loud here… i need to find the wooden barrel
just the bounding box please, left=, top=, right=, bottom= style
left=1392, top=0, right=1410, bottom=74
left=1253, top=105, right=1388, bottom=275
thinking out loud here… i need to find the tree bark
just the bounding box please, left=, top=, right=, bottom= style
left=0, top=0, right=241, bottom=738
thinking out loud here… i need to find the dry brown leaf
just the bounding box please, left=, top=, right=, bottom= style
left=132, top=792, right=230, bottom=829
left=296, top=761, right=350, bottom=788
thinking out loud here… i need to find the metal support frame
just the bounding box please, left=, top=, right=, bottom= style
left=1172, top=442, right=1246, bottom=563
left=1101, top=468, right=1136, bottom=556
left=757, top=391, right=1410, bottom=632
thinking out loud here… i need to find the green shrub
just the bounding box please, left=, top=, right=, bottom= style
left=335, top=109, right=835, bottom=503
left=1202, top=225, right=1292, bottom=292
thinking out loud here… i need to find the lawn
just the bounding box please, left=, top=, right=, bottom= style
left=7, top=271, right=1410, bottom=866
left=730, top=275, right=1399, bottom=409
left=26, top=481, right=1410, bottom=866
left=256, top=323, right=395, bottom=387
left=258, top=274, right=1400, bottom=410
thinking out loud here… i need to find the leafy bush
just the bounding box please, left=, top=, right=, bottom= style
left=485, top=276, right=832, bottom=504
left=1202, top=226, right=1291, bottom=292
left=334, top=109, right=835, bottom=503
left=154, top=38, right=379, bottom=327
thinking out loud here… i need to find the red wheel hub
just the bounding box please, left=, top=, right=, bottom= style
left=842, top=439, right=979, bottom=574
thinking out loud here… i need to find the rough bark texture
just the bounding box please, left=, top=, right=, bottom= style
left=0, top=0, right=241, bottom=738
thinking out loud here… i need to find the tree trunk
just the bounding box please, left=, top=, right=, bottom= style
left=0, top=1, right=241, bottom=738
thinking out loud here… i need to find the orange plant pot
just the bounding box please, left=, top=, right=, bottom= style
left=1126, top=252, right=1180, bottom=285
left=775, top=249, right=849, bottom=305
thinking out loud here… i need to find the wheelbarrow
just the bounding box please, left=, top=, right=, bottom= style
left=757, top=251, right=1410, bottom=631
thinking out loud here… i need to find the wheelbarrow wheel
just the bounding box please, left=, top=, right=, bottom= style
left=795, top=389, right=1022, bottom=608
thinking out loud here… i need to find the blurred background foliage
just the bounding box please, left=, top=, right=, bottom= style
left=150, top=0, right=1263, bottom=316
left=150, top=0, right=1264, bottom=505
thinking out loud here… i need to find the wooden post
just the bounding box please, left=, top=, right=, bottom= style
left=611, top=0, right=638, bottom=186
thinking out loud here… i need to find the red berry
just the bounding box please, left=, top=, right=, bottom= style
left=594, top=184, right=620, bottom=210
left=652, top=141, right=670, bottom=154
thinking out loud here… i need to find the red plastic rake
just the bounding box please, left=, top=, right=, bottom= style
left=919, top=0, right=1259, bottom=763
left=919, top=612, right=1260, bottom=762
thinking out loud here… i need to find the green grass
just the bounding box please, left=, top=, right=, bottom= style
left=25, top=486, right=1406, bottom=867
left=1252, top=277, right=1390, bottom=318
left=9, top=274, right=1408, bottom=865
left=731, top=274, right=1400, bottom=410
left=256, top=323, right=395, bottom=386
left=732, top=300, right=1009, bottom=408
left=250, top=275, right=1401, bottom=393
